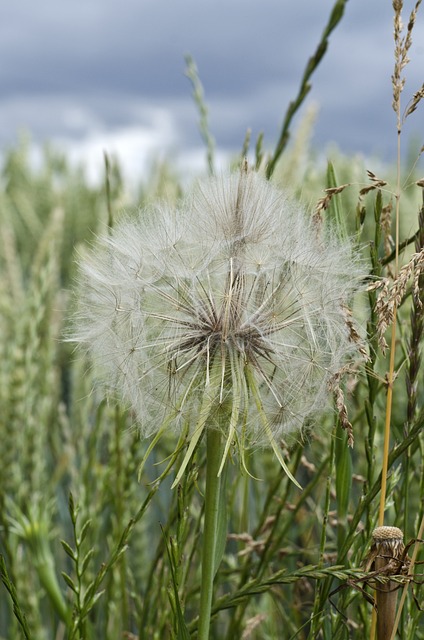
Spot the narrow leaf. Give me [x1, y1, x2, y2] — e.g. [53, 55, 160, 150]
[161, 527, 191, 639]
[0, 555, 33, 640]
[77, 519, 92, 546]
[61, 572, 78, 594]
[326, 162, 348, 238]
[60, 540, 76, 561]
[80, 549, 94, 575]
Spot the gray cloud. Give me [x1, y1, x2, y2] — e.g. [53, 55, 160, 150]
[0, 0, 423, 175]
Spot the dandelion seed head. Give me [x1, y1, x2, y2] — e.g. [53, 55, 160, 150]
[70, 168, 364, 467]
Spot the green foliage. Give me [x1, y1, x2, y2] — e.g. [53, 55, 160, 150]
[266, 0, 349, 179]
[1, 3, 424, 630]
[185, 55, 215, 177]
[0, 555, 33, 640]
[0, 128, 423, 640]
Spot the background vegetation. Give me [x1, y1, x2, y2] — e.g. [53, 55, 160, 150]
[1, 1, 423, 638]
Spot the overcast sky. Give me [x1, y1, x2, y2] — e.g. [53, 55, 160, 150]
[1, 1, 423, 181]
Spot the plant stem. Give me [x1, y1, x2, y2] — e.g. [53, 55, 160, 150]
[371, 26, 403, 640]
[185, 54, 215, 177]
[389, 513, 424, 640]
[37, 560, 69, 624]
[309, 428, 335, 638]
[198, 427, 223, 640]
[266, 0, 347, 178]
[375, 555, 399, 640]
[378, 308, 398, 526]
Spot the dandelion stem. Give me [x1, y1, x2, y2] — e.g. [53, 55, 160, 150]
[198, 427, 223, 640]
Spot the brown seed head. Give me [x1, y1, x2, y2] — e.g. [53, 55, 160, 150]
[372, 526, 404, 542]
[369, 526, 406, 575]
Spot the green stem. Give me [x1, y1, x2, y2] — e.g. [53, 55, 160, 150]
[37, 560, 69, 624]
[198, 428, 223, 640]
[266, 0, 348, 178]
[309, 428, 335, 638]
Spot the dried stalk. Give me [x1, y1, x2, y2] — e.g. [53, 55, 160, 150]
[365, 527, 408, 639]
[389, 514, 424, 639]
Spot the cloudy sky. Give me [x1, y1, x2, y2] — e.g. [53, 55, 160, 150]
[1, 1, 423, 180]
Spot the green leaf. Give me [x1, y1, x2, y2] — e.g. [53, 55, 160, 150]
[0, 555, 34, 640]
[162, 527, 190, 639]
[68, 493, 77, 526]
[374, 187, 383, 224]
[326, 162, 348, 239]
[81, 580, 96, 607]
[89, 589, 105, 609]
[77, 519, 92, 546]
[80, 549, 94, 575]
[60, 540, 76, 560]
[61, 571, 78, 594]
[335, 425, 352, 548]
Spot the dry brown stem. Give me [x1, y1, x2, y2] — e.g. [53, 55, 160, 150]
[364, 526, 409, 640]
